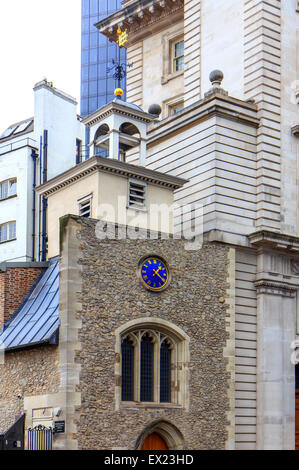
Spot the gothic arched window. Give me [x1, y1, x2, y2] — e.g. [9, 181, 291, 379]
[119, 323, 188, 406]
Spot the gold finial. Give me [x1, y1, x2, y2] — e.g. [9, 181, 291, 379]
[114, 88, 124, 98]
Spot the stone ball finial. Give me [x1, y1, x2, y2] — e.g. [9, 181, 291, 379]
[148, 103, 162, 117]
[209, 70, 224, 87]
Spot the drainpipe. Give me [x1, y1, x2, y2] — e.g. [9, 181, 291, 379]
[38, 135, 42, 261]
[31, 149, 38, 262]
[85, 125, 90, 160]
[41, 130, 48, 261]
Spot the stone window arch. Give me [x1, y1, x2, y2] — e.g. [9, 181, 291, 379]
[115, 318, 189, 410]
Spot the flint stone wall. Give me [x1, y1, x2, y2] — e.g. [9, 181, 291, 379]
[74, 218, 232, 450]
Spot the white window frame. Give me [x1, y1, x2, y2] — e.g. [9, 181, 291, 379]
[0, 178, 17, 201]
[162, 94, 184, 118]
[172, 39, 184, 73]
[0, 221, 16, 243]
[78, 193, 93, 218]
[161, 27, 184, 85]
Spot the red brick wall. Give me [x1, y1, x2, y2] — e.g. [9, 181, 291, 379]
[0, 268, 42, 326]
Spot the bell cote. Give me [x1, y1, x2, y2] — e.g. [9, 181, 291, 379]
[82, 95, 156, 165]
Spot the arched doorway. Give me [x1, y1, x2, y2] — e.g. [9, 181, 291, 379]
[136, 420, 185, 450]
[141, 432, 168, 450]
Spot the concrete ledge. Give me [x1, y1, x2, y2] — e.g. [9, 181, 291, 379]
[0, 261, 49, 272]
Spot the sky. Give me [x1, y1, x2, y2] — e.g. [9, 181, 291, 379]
[0, 0, 82, 133]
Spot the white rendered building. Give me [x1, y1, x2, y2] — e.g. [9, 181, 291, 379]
[0, 79, 86, 263]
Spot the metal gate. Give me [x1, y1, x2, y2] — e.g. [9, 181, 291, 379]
[0, 414, 25, 450]
[27, 425, 53, 450]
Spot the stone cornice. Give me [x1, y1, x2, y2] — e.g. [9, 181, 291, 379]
[248, 230, 299, 252]
[82, 100, 155, 127]
[147, 91, 259, 145]
[36, 156, 187, 197]
[95, 0, 184, 45]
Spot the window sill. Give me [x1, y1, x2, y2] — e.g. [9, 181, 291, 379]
[120, 401, 182, 409]
[127, 205, 147, 213]
[0, 238, 16, 245]
[0, 194, 17, 202]
[161, 69, 184, 85]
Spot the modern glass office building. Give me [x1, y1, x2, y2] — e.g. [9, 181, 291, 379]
[81, 0, 126, 118]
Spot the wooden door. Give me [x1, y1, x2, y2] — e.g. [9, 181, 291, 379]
[141, 433, 168, 450]
[296, 390, 299, 450]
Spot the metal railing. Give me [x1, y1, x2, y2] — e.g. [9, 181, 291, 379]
[0, 137, 38, 155]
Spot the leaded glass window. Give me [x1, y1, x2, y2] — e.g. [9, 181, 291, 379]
[121, 337, 134, 401]
[160, 340, 171, 403]
[140, 334, 154, 402]
[121, 328, 178, 405]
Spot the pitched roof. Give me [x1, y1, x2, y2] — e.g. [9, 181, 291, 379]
[0, 118, 34, 143]
[0, 258, 59, 351]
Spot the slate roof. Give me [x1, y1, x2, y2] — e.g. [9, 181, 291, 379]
[0, 258, 59, 351]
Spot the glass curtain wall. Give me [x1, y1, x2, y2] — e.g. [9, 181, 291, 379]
[81, 0, 126, 117]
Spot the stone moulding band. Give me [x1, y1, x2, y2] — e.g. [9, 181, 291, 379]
[255, 280, 297, 298]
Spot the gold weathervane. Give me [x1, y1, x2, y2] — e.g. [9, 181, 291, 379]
[117, 27, 128, 47]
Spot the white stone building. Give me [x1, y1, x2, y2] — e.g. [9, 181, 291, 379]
[96, 0, 299, 450]
[0, 79, 86, 263]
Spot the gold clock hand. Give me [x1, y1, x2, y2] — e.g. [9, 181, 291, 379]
[153, 267, 165, 282]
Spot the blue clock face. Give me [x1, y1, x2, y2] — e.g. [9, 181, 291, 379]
[140, 257, 169, 291]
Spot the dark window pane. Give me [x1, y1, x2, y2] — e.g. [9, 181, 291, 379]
[82, 17, 89, 33]
[82, 0, 89, 17]
[140, 334, 154, 402]
[98, 79, 106, 94]
[81, 66, 89, 81]
[98, 94, 107, 108]
[89, 80, 98, 96]
[81, 98, 88, 115]
[108, 44, 117, 61]
[121, 338, 134, 401]
[90, 48, 98, 63]
[160, 341, 171, 403]
[89, 97, 98, 113]
[82, 33, 89, 49]
[90, 0, 99, 15]
[89, 64, 98, 80]
[90, 32, 98, 48]
[81, 81, 89, 96]
[81, 50, 89, 65]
